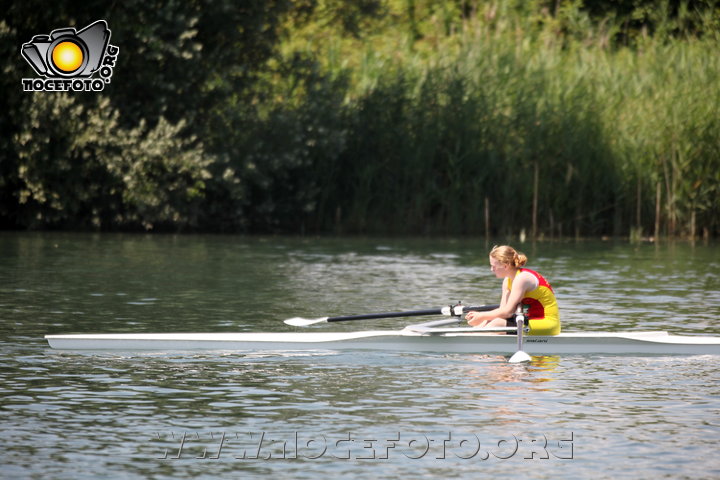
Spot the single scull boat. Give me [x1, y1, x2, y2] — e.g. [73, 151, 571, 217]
[45, 317, 720, 356]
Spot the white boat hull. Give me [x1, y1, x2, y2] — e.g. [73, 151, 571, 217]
[45, 329, 720, 355]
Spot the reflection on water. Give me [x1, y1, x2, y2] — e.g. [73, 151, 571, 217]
[2, 233, 720, 479]
[454, 354, 560, 388]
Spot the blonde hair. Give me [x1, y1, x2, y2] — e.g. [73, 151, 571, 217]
[490, 245, 528, 268]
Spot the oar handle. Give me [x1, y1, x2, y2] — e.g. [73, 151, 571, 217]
[325, 304, 500, 323]
[462, 304, 499, 313]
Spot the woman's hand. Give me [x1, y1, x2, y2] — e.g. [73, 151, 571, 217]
[466, 311, 492, 327]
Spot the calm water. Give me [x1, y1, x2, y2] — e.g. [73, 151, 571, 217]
[1, 232, 719, 479]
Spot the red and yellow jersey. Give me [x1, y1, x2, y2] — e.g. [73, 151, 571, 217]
[508, 268, 560, 335]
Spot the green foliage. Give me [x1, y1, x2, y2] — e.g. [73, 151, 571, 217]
[1, 0, 719, 237]
[1, 0, 297, 231]
[12, 94, 210, 230]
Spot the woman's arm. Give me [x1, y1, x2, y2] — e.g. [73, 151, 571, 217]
[466, 273, 537, 325]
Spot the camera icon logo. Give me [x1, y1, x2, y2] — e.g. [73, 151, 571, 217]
[21, 20, 119, 92]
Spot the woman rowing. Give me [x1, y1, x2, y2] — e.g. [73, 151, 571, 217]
[465, 245, 560, 335]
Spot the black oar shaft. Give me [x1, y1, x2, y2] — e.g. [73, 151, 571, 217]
[325, 304, 499, 323]
[326, 309, 442, 323]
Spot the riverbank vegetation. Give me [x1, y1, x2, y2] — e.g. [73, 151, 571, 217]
[2, 1, 718, 238]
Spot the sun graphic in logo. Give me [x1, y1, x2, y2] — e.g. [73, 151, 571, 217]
[51, 41, 84, 73]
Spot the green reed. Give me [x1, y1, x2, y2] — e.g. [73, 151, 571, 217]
[294, 3, 720, 238]
[7, 1, 716, 236]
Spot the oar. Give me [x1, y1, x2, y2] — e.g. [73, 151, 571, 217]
[284, 304, 499, 327]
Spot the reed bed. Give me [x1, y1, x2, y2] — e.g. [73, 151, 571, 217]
[6, 2, 717, 237]
[279, 4, 720, 238]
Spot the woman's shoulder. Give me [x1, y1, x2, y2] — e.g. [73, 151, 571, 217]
[516, 269, 540, 288]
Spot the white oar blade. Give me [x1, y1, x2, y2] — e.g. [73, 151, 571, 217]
[508, 350, 532, 363]
[283, 317, 328, 327]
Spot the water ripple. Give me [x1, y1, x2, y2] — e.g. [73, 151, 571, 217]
[2, 235, 720, 478]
